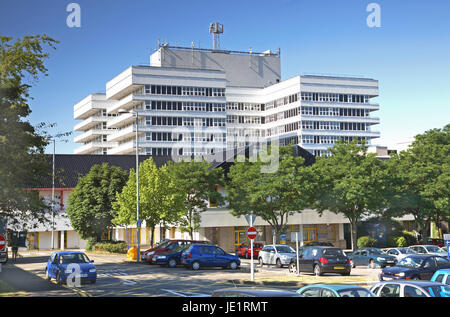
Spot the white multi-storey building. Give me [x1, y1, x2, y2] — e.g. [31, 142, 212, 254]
[74, 44, 379, 157]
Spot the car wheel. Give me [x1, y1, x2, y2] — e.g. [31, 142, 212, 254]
[45, 268, 51, 281]
[229, 261, 238, 270]
[341, 271, 350, 276]
[258, 257, 264, 267]
[191, 261, 200, 271]
[288, 262, 297, 274]
[276, 259, 283, 268]
[168, 259, 177, 268]
[314, 264, 323, 276]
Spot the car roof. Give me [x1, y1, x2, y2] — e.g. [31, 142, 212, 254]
[301, 284, 368, 291]
[434, 269, 450, 273]
[213, 288, 301, 297]
[374, 280, 446, 287]
[53, 251, 85, 255]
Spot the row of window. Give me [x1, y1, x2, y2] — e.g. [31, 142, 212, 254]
[144, 116, 226, 127]
[144, 147, 220, 156]
[144, 100, 226, 112]
[143, 85, 225, 97]
[302, 121, 369, 131]
[302, 135, 368, 144]
[265, 93, 299, 111]
[301, 106, 371, 117]
[301, 92, 370, 104]
[226, 115, 262, 125]
[145, 132, 227, 143]
[226, 102, 264, 112]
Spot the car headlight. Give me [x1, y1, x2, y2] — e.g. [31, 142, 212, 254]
[377, 257, 386, 261]
[395, 272, 405, 277]
[89, 268, 96, 273]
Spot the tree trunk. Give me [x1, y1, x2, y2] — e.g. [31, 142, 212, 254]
[150, 225, 155, 247]
[350, 218, 358, 251]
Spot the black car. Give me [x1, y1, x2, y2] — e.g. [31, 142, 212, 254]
[303, 241, 334, 247]
[289, 246, 351, 276]
[153, 242, 209, 267]
[380, 255, 450, 281]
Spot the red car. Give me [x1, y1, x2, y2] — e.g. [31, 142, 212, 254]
[414, 238, 445, 248]
[235, 242, 264, 259]
[141, 239, 208, 263]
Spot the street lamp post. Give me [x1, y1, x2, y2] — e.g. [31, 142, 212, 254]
[118, 109, 141, 263]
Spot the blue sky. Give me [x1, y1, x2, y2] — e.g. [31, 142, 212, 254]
[1, 0, 449, 153]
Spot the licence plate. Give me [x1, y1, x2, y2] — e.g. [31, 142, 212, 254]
[75, 274, 88, 278]
[334, 266, 345, 270]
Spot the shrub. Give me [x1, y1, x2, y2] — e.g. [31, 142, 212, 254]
[88, 240, 128, 254]
[392, 236, 408, 247]
[401, 230, 417, 246]
[357, 236, 377, 248]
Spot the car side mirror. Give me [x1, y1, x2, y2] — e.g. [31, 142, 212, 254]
[90, 260, 94, 263]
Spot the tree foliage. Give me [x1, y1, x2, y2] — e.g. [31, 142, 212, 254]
[311, 139, 389, 250]
[167, 159, 224, 239]
[227, 145, 313, 242]
[113, 158, 183, 246]
[0, 35, 58, 227]
[66, 163, 128, 242]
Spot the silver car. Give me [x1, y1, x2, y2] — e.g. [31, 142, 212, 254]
[370, 280, 450, 297]
[258, 244, 297, 268]
[385, 247, 417, 261]
[409, 245, 447, 256]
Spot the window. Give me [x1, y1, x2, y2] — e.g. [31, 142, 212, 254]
[404, 286, 428, 297]
[435, 257, 450, 267]
[321, 289, 336, 297]
[379, 284, 400, 297]
[300, 288, 321, 297]
[434, 274, 445, 283]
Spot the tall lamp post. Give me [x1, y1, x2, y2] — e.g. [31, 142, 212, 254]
[118, 109, 141, 262]
[46, 132, 72, 250]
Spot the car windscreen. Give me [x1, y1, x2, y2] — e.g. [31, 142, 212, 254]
[368, 249, 387, 255]
[399, 248, 416, 254]
[275, 246, 295, 253]
[425, 246, 442, 253]
[61, 253, 90, 264]
[322, 248, 346, 257]
[337, 289, 375, 297]
[397, 257, 425, 268]
[424, 285, 450, 297]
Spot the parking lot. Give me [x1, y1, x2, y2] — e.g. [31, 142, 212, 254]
[0, 250, 381, 297]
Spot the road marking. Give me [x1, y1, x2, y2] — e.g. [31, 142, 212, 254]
[162, 289, 210, 297]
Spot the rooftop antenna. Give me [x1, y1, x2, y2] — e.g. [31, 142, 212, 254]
[209, 22, 224, 50]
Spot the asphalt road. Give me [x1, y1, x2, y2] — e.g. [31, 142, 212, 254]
[0, 251, 380, 297]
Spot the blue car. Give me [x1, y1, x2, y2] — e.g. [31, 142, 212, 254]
[431, 269, 450, 285]
[45, 251, 97, 285]
[180, 244, 240, 270]
[379, 254, 450, 281]
[349, 248, 397, 269]
[297, 284, 376, 297]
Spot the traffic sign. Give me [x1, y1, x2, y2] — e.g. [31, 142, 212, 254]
[246, 227, 258, 240]
[245, 214, 256, 226]
[0, 235, 5, 251]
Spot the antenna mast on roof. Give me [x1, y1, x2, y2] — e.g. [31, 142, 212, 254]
[209, 22, 223, 50]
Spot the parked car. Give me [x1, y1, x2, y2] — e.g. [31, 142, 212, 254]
[153, 243, 205, 268]
[180, 244, 240, 270]
[431, 269, 450, 285]
[258, 245, 297, 268]
[141, 239, 208, 263]
[379, 254, 450, 281]
[348, 248, 397, 269]
[370, 280, 450, 297]
[212, 288, 302, 297]
[415, 238, 445, 248]
[297, 284, 376, 297]
[289, 246, 351, 276]
[235, 242, 264, 259]
[408, 245, 447, 256]
[303, 241, 334, 247]
[45, 251, 97, 285]
[385, 247, 417, 262]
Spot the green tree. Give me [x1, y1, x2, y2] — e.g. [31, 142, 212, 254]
[311, 140, 389, 251]
[113, 158, 182, 246]
[66, 163, 128, 242]
[387, 124, 450, 240]
[167, 159, 224, 240]
[0, 35, 58, 227]
[227, 145, 313, 243]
